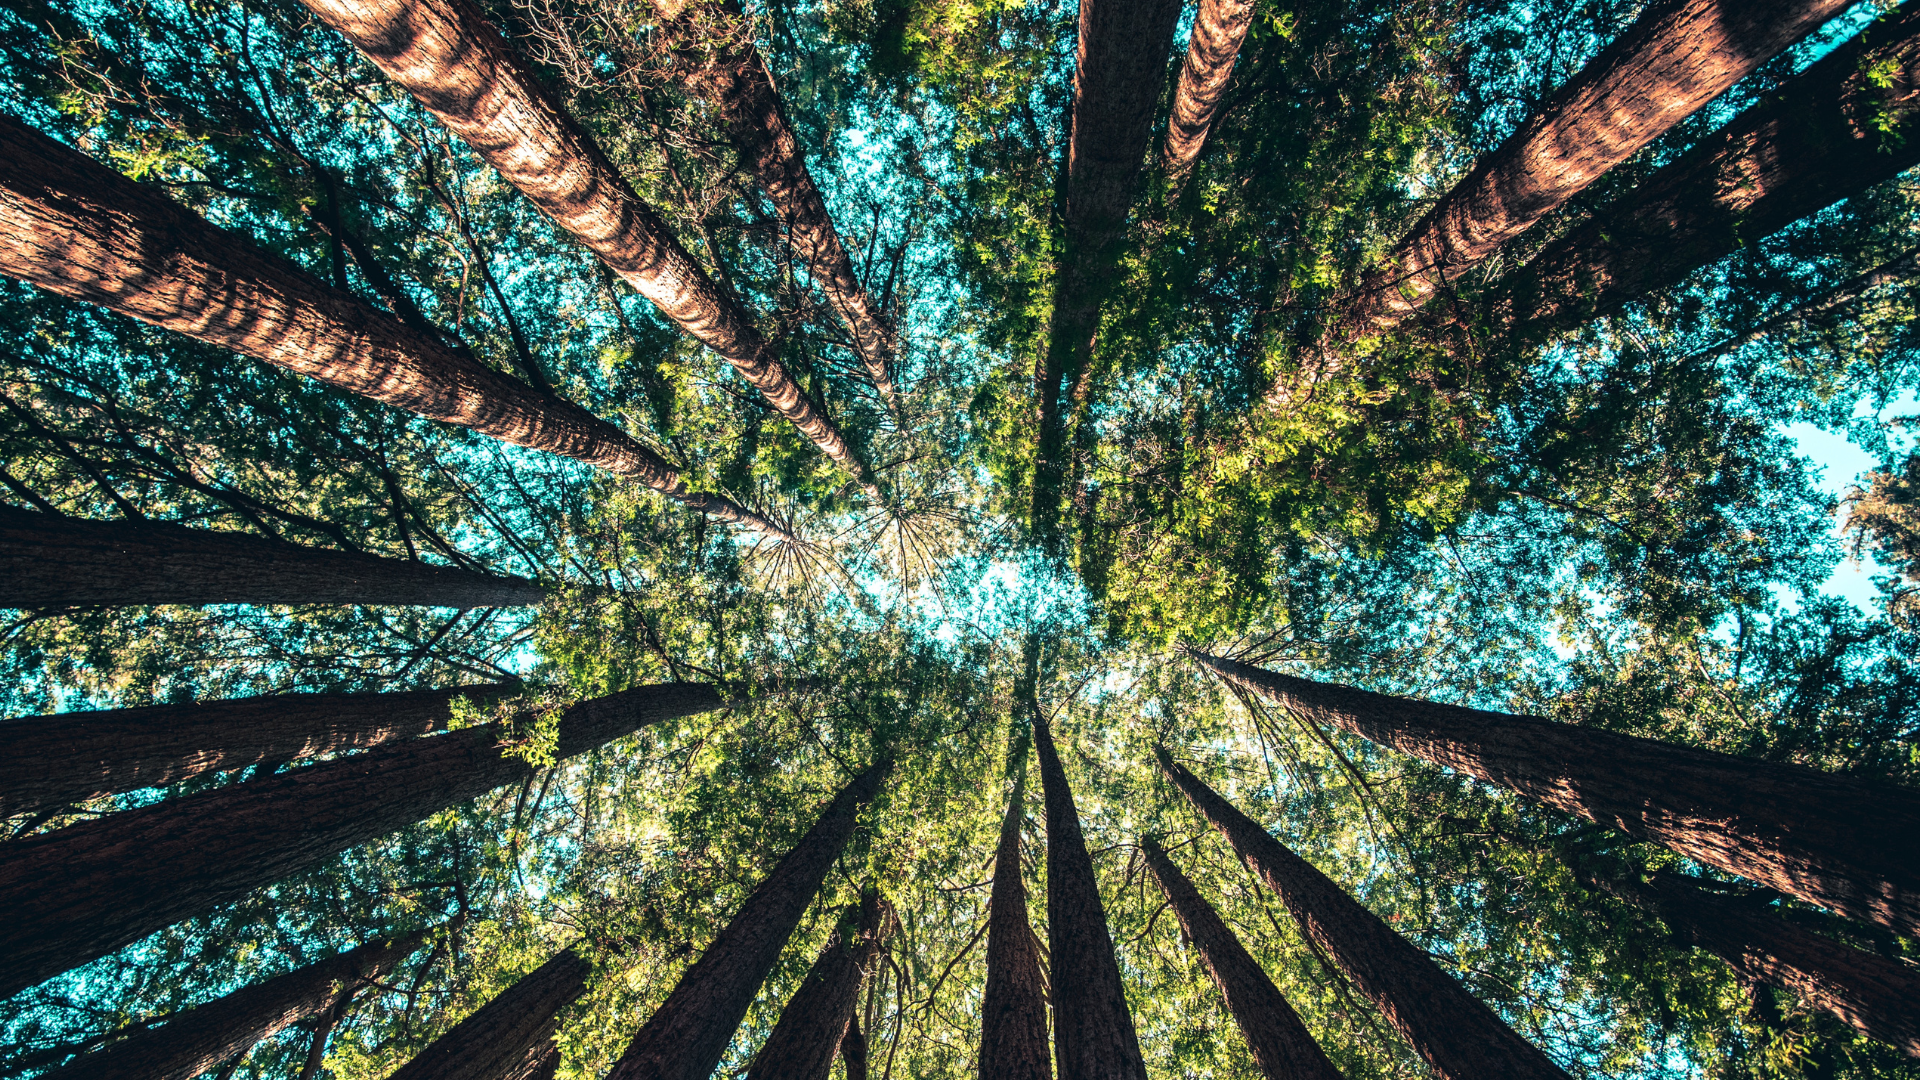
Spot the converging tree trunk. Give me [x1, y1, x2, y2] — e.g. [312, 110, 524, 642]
[1161, 0, 1255, 183]
[1139, 837, 1344, 1080]
[0, 682, 723, 999]
[1035, 711, 1148, 1080]
[40, 932, 423, 1080]
[386, 944, 594, 1080]
[1156, 748, 1573, 1080]
[1348, 0, 1850, 331]
[1187, 647, 1920, 938]
[0, 683, 511, 818]
[979, 746, 1051, 1080]
[290, 0, 879, 498]
[605, 760, 891, 1080]
[746, 889, 888, 1080]
[0, 117, 783, 536]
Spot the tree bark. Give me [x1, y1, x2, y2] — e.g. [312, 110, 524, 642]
[1161, 0, 1255, 183]
[1155, 748, 1572, 1080]
[40, 932, 422, 1080]
[1139, 837, 1344, 1080]
[290, 0, 879, 497]
[839, 1019, 868, 1080]
[605, 760, 890, 1080]
[1349, 0, 1851, 331]
[746, 889, 888, 1080]
[1035, 711, 1147, 1080]
[979, 763, 1051, 1080]
[0, 683, 514, 819]
[0, 116, 784, 536]
[1186, 647, 1920, 938]
[385, 944, 594, 1080]
[0, 682, 723, 999]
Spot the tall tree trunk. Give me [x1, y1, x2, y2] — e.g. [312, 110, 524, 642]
[0, 683, 512, 818]
[1155, 749, 1572, 1080]
[1139, 837, 1344, 1080]
[978, 750, 1050, 1080]
[1160, 0, 1255, 184]
[1187, 647, 1920, 938]
[0, 116, 784, 537]
[606, 760, 891, 1080]
[0, 506, 545, 611]
[746, 889, 888, 1080]
[290, 0, 879, 498]
[1035, 711, 1147, 1080]
[1489, 0, 1920, 342]
[386, 944, 594, 1080]
[40, 932, 422, 1080]
[839, 1019, 869, 1080]
[1348, 0, 1851, 332]
[1030, 0, 1182, 542]
[0, 682, 723, 999]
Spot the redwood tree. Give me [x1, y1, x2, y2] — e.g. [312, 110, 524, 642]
[386, 944, 594, 1080]
[745, 889, 887, 1080]
[1161, 0, 1256, 183]
[978, 757, 1051, 1080]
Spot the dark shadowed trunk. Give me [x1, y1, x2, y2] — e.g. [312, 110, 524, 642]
[386, 944, 594, 1080]
[1139, 838, 1344, 1080]
[1156, 748, 1572, 1080]
[1161, 0, 1255, 183]
[0, 683, 723, 999]
[41, 933, 421, 1080]
[0, 117, 783, 536]
[606, 760, 890, 1080]
[978, 751, 1051, 1080]
[746, 889, 888, 1080]
[1187, 647, 1920, 937]
[840, 1020, 868, 1080]
[0, 683, 513, 818]
[1349, 0, 1851, 330]
[1035, 711, 1147, 1080]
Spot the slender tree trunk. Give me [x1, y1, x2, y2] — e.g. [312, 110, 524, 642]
[978, 756, 1051, 1080]
[1187, 647, 1920, 938]
[1490, 1, 1920, 342]
[0, 683, 722, 999]
[840, 1019, 868, 1080]
[606, 760, 891, 1080]
[296, 989, 355, 1080]
[1155, 748, 1572, 1080]
[0, 683, 514, 818]
[746, 889, 888, 1080]
[1139, 838, 1344, 1080]
[386, 944, 594, 1080]
[290, 0, 878, 497]
[1161, 0, 1255, 183]
[40, 932, 422, 1080]
[1035, 711, 1147, 1080]
[0, 116, 783, 536]
[1348, 0, 1851, 331]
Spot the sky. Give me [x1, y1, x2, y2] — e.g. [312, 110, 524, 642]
[1788, 399, 1911, 613]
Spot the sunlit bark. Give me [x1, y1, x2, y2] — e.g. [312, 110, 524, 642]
[1161, 0, 1255, 183]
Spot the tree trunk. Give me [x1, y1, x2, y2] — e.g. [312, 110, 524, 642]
[840, 1019, 869, 1080]
[605, 760, 890, 1080]
[1035, 711, 1147, 1080]
[386, 944, 594, 1080]
[1139, 837, 1344, 1080]
[979, 762, 1051, 1080]
[746, 889, 888, 1080]
[1161, 0, 1255, 183]
[1349, 0, 1851, 331]
[0, 683, 514, 818]
[1187, 647, 1920, 938]
[0, 682, 722, 999]
[1491, 0, 1920, 342]
[1155, 749, 1571, 1080]
[290, 0, 879, 497]
[40, 932, 422, 1080]
[0, 117, 784, 537]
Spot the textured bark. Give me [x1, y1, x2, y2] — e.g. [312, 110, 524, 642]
[746, 890, 887, 1080]
[0, 116, 782, 536]
[606, 760, 890, 1080]
[291, 0, 876, 494]
[0, 682, 723, 999]
[840, 1020, 869, 1080]
[979, 761, 1050, 1080]
[1493, 1, 1920, 340]
[1035, 712, 1147, 1080]
[386, 944, 593, 1080]
[0, 683, 512, 818]
[41, 933, 421, 1080]
[1188, 648, 1920, 938]
[1350, 0, 1850, 330]
[1161, 0, 1255, 182]
[1139, 838, 1344, 1080]
[1156, 749, 1571, 1080]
